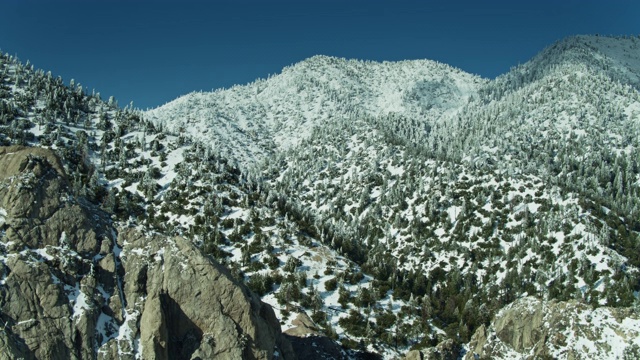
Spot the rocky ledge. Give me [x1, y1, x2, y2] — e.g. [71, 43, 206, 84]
[465, 296, 640, 360]
[0, 146, 295, 359]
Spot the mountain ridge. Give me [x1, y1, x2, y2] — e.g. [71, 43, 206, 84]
[1, 34, 639, 359]
[146, 52, 484, 168]
[483, 34, 640, 103]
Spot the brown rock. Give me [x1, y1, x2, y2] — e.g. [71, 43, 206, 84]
[284, 312, 321, 337]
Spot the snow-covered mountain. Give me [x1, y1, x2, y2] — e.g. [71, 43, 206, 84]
[486, 34, 640, 99]
[146, 55, 484, 167]
[144, 34, 640, 358]
[1, 34, 640, 359]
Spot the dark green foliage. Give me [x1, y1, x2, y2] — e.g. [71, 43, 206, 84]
[324, 277, 338, 291]
[338, 310, 370, 338]
[247, 273, 274, 296]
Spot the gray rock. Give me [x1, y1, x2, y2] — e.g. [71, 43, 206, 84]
[411, 339, 460, 360]
[97, 253, 117, 290]
[121, 228, 292, 359]
[464, 296, 640, 360]
[0, 146, 295, 360]
[140, 294, 169, 359]
[404, 349, 424, 360]
[284, 312, 343, 359]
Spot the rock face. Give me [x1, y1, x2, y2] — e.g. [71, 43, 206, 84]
[114, 228, 294, 360]
[464, 296, 640, 360]
[0, 146, 294, 359]
[404, 339, 459, 360]
[0, 146, 109, 360]
[283, 313, 343, 359]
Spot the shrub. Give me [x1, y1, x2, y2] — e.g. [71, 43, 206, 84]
[324, 277, 338, 291]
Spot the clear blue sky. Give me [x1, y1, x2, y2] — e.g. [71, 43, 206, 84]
[1, 0, 639, 109]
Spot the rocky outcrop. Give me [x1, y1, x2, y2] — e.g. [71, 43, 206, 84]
[0, 146, 109, 360]
[0, 146, 103, 254]
[404, 339, 460, 360]
[404, 350, 424, 360]
[0, 146, 294, 359]
[112, 228, 295, 360]
[283, 313, 343, 359]
[464, 296, 640, 360]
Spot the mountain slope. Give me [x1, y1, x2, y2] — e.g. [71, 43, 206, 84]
[0, 146, 294, 359]
[465, 297, 640, 360]
[146, 56, 484, 167]
[0, 49, 375, 359]
[144, 35, 640, 358]
[483, 34, 640, 101]
[1, 35, 640, 359]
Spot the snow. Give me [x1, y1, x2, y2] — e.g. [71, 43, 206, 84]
[261, 293, 297, 331]
[96, 312, 117, 347]
[96, 285, 110, 300]
[157, 145, 185, 187]
[115, 309, 141, 356]
[386, 163, 404, 177]
[113, 241, 122, 258]
[59, 231, 68, 247]
[31, 123, 46, 138]
[146, 55, 484, 170]
[446, 205, 462, 223]
[154, 248, 164, 263]
[32, 247, 54, 261]
[565, 306, 640, 360]
[71, 285, 91, 321]
[225, 208, 249, 220]
[129, 248, 146, 256]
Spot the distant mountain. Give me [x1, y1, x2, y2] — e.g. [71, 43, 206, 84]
[1, 35, 639, 359]
[146, 55, 484, 167]
[487, 34, 640, 99]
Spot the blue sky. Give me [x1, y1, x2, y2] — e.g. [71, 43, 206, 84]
[1, 0, 639, 109]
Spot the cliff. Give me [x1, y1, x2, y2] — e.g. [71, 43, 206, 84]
[0, 146, 294, 359]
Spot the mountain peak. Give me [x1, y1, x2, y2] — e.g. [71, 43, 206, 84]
[530, 34, 639, 83]
[147, 53, 484, 167]
[3, 34, 640, 359]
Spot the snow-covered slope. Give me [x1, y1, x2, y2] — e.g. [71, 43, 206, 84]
[465, 296, 640, 360]
[143, 35, 640, 358]
[146, 56, 485, 167]
[2, 35, 640, 359]
[485, 35, 640, 101]
[585, 35, 640, 88]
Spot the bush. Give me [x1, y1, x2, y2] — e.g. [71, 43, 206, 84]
[283, 257, 302, 273]
[338, 286, 352, 308]
[311, 311, 327, 326]
[338, 310, 368, 338]
[264, 255, 280, 270]
[246, 273, 273, 296]
[624, 344, 640, 360]
[247, 260, 266, 272]
[324, 277, 338, 291]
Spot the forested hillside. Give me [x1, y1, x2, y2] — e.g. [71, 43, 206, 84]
[1, 35, 640, 359]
